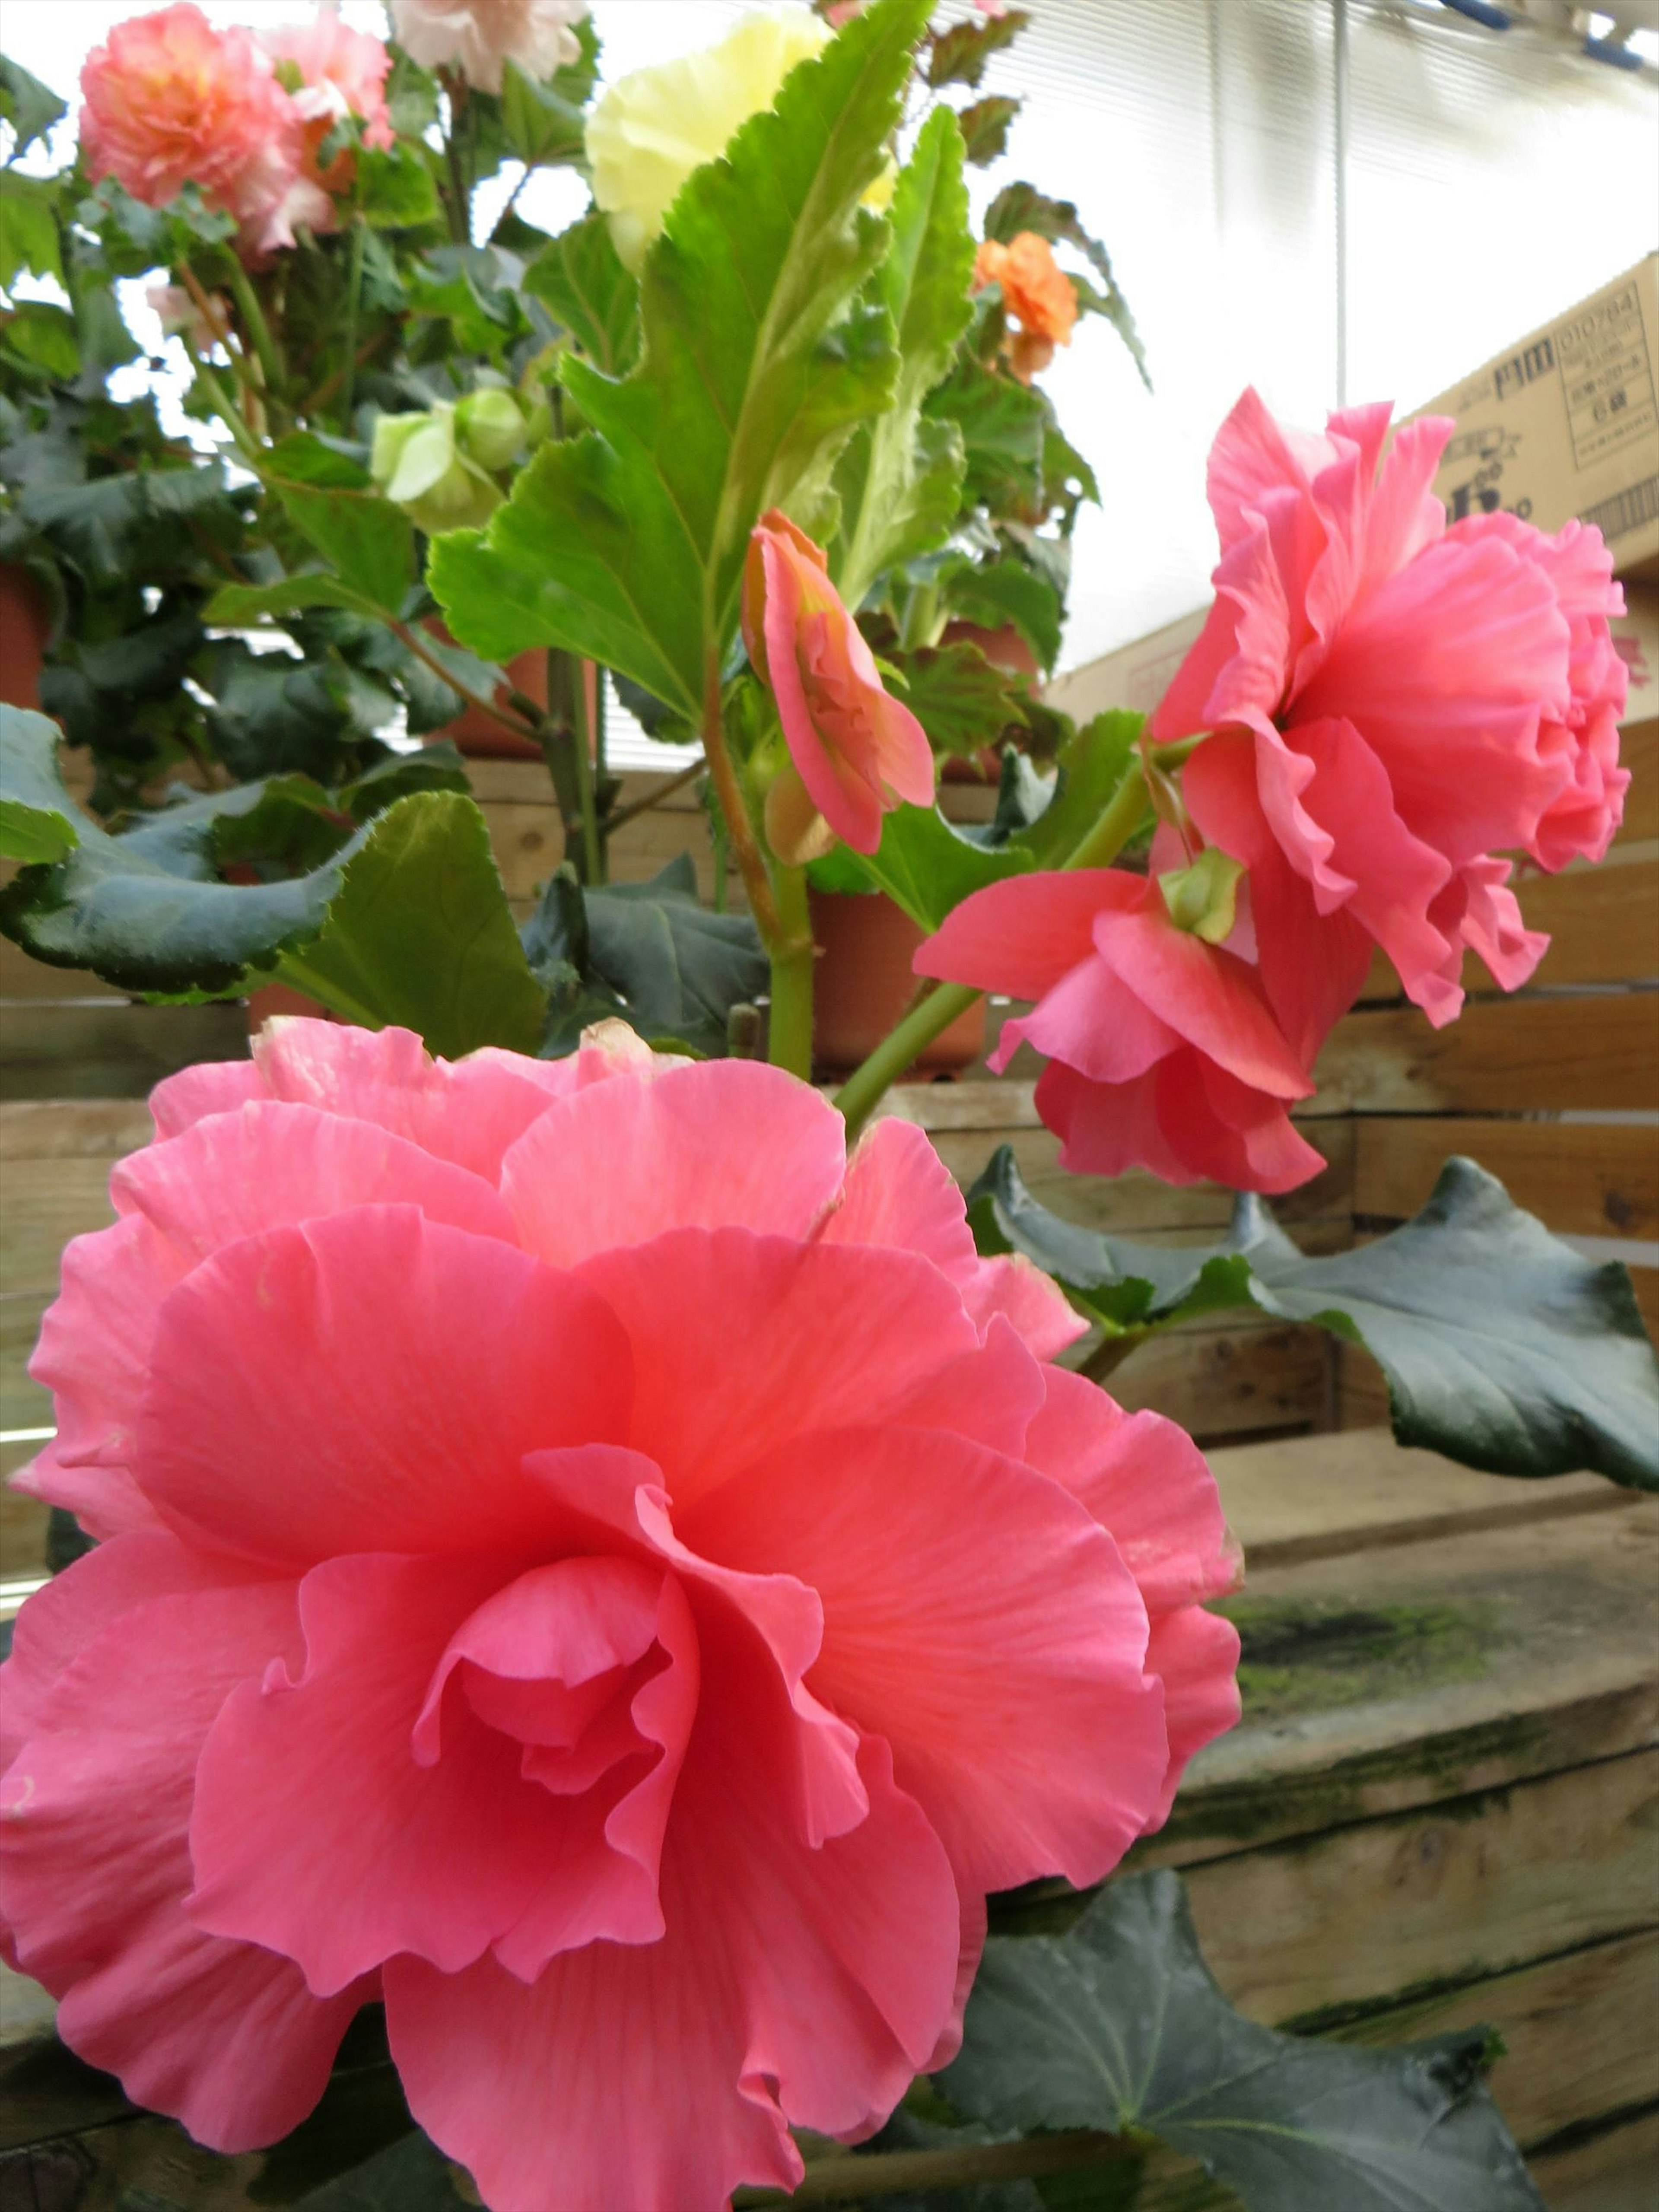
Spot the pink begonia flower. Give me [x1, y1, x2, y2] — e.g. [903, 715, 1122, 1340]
[917, 868, 1325, 1192]
[1151, 389, 1629, 1028]
[744, 509, 935, 859]
[0, 1018, 1239, 2212]
[263, 8, 395, 203]
[388, 0, 589, 94]
[79, 3, 309, 252]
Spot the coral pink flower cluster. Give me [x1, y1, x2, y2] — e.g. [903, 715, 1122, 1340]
[79, 3, 391, 257]
[922, 389, 1629, 1191]
[745, 509, 935, 861]
[0, 1019, 1240, 2212]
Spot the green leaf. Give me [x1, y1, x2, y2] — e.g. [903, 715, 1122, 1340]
[810, 802, 1034, 934]
[936, 552, 1062, 669]
[974, 1147, 1659, 1486]
[889, 641, 1018, 758]
[834, 107, 974, 608]
[984, 179, 1148, 388]
[431, 0, 931, 717]
[0, 56, 67, 162]
[943, 1869, 1543, 2211]
[578, 853, 768, 1056]
[1004, 707, 1144, 866]
[926, 9, 1032, 88]
[956, 94, 1021, 165]
[925, 355, 1047, 515]
[3, 298, 77, 378]
[204, 575, 382, 625]
[264, 434, 414, 617]
[357, 143, 442, 230]
[0, 705, 80, 861]
[525, 214, 641, 378]
[19, 461, 239, 585]
[499, 60, 588, 168]
[275, 794, 545, 1056]
[0, 172, 62, 291]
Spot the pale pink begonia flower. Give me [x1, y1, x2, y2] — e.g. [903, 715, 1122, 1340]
[388, 0, 589, 94]
[745, 509, 935, 860]
[0, 1017, 1239, 2212]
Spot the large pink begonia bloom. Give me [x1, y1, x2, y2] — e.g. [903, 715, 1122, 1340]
[917, 868, 1324, 1193]
[263, 10, 395, 203]
[1151, 388, 1629, 1029]
[745, 509, 935, 858]
[0, 1019, 1239, 2212]
[79, 5, 309, 256]
[388, 0, 590, 94]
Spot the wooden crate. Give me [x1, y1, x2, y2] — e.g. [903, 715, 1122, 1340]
[2, 1431, 1653, 2205]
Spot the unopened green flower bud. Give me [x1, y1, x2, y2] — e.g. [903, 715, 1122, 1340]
[455, 386, 528, 472]
[370, 401, 503, 535]
[1158, 846, 1246, 945]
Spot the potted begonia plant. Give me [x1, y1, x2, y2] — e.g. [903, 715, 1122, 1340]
[0, 5, 1654, 2210]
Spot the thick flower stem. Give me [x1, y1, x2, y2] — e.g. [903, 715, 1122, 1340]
[701, 655, 785, 949]
[767, 864, 815, 1079]
[223, 257, 286, 409]
[833, 758, 1153, 1137]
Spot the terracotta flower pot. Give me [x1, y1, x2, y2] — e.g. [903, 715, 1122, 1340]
[424, 624, 549, 759]
[244, 981, 337, 1035]
[809, 887, 986, 1080]
[0, 563, 51, 710]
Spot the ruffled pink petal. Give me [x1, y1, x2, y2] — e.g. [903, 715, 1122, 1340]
[882, 1314, 1049, 1458]
[679, 1423, 1166, 1894]
[502, 1061, 847, 1267]
[572, 1229, 979, 1513]
[112, 1100, 517, 1254]
[248, 1020, 579, 1182]
[1153, 1052, 1327, 1194]
[822, 1117, 1082, 1357]
[1438, 856, 1550, 995]
[1091, 900, 1313, 1100]
[149, 1056, 266, 1138]
[0, 1578, 364, 2151]
[915, 870, 1137, 1001]
[387, 1729, 958, 2212]
[1205, 386, 1335, 550]
[190, 1550, 691, 1993]
[137, 1208, 633, 1565]
[1144, 1603, 1243, 1827]
[1037, 1058, 1192, 1185]
[19, 1214, 188, 1538]
[1354, 416, 1450, 595]
[1023, 1369, 1240, 1613]
[1016, 944, 1183, 1081]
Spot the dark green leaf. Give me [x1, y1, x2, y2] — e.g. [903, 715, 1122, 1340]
[500, 61, 588, 167]
[0, 704, 80, 861]
[973, 1146, 1659, 1486]
[578, 853, 767, 1056]
[19, 461, 239, 585]
[3, 298, 77, 378]
[196, 639, 358, 783]
[264, 433, 414, 616]
[432, 0, 930, 716]
[524, 214, 641, 377]
[944, 1869, 1543, 2211]
[956, 94, 1022, 165]
[810, 801, 1033, 933]
[968, 1145, 1257, 1331]
[937, 552, 1062, 669]
[204, 574, 382, 625]
[0, 172, 63, 290]
[357, 143, 442, 230]
[274, 793, 546, 1055]
[0, 56, 68, 161]
[984, 179, 1147, 387]
[834, 106, 974, 607]
[1004, 708, 1143, 867]
[926, 10, 1031, 87]
[295, 2129, 473, 2211]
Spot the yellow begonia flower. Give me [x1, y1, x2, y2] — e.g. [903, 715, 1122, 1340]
[587, 6, 893, 273]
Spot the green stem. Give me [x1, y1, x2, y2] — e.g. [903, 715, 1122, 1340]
[223, 257, 286, 408]
[569, 658, 604, 885]
[338, 215, 366, 431]
[701, 654, 785, 949]
[605, 755, 704, 833]
[184, 346, 262, 464]
[767, 865, 815, 1079]
[831, 758, 1151, 1139]
[441, 73, 472, 245]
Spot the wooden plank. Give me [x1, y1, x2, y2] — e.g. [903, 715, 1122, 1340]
[0, 1157, 118, 1299]
[0, 1001, 248, 1102]
[0, 937, 122, 1002]
[1618, 715, 1658, 843]
[1106, 1322, 1332, 1442]
[1139, 1502, 1659, 1870]
[1531, 2107, 1659, 2212]
[1177, 1745, 1659, 2025]
[1354, 1115, 1659, 1237]
[1210, 1427, 1635, 1570]
[1311, 991, 1659, 1116]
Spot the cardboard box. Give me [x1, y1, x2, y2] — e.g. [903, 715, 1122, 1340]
[1044, 604, 1208, 725]
[1417, 256, 1659, 582]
